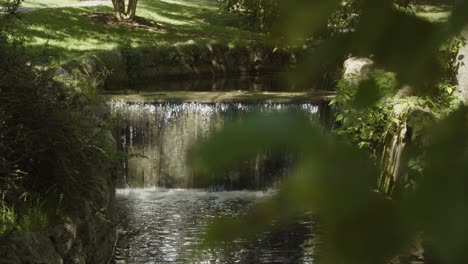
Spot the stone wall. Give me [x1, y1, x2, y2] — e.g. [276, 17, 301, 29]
[54, 43, 316, 90]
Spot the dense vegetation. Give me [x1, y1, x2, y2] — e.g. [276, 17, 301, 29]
[220, 0, 456, 33]
[0, 5, 115, 235]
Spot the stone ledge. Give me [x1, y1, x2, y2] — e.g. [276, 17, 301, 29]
[105, 91, 335, 103]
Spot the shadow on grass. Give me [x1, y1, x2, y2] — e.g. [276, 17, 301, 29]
[412, 3, 452, 23]
[16, 0, 265, 62]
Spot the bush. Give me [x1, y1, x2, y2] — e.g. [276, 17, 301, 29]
[0, 16, 115, 234]
[222, 0, 279, 31]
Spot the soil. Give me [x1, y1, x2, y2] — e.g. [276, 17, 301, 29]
[80, 12, 177, 32]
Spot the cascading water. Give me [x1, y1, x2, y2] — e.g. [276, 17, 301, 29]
[110, 101, 328, 190]
[110, 98, 329, 263]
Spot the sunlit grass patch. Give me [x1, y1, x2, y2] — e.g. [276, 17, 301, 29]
[16, 0, 265, 64]
[0, 201, 52, 236]
[412, 4, 451, 23]
[23, 0, 80, 8]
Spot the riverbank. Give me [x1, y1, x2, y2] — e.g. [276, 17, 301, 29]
[55, 43, 310, 89]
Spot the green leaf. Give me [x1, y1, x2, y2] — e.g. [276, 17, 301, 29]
[336, 114, 344, 121]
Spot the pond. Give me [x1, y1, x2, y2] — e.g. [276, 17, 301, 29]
[113, 189, 318, 264]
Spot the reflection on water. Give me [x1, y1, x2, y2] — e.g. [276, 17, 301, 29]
[131, 74, 297, 92]
[113, 189, 317, 264]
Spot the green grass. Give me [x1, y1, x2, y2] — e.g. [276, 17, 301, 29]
[16, 0, 266, 64]
[412, 4, 452, 23]
[0, 201, 52, 236]
[23, 0, 80, 8]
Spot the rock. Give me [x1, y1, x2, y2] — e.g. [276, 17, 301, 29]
[0, 193, 116, 264]
[343, 57, 374, 80]
[457, 27, 468, 104]
[3, 232, 63, 264]
[54, 66, 69, 77]
[65, 239, 86, 264]
[0, 246, 21, 264]
[47, 218, 77, 256]
[104, 129, 117, 151]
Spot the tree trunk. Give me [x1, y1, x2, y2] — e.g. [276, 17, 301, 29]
[111, 0, 138, 21]
[126, 0, 139, 20]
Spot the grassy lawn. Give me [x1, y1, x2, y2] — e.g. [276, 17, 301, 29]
[17, 0, 266, 64]
[15, 1, 454, 65]
[412, 4, 452, 23]
[23, 0, 81, 8]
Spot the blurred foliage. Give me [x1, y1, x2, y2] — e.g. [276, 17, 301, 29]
[331, 34, 464, 196]
[0, 11, 116, 235]
[222, 0, 464, 87]
[222, 0, 279, 31]
[191, 0, 468, 263]
[190, 113, 414, 264]
[0, 0, 23, 15]
[191, 108, 468, 264]
[331, 35, 464, 154]
[220, 0, 437, 35]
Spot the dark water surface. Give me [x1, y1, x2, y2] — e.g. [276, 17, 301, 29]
[130, 74, 302, 92]
[113, 189, 317, 264]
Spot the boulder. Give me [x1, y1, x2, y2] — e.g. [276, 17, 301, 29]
[343, 57, 374, 80]
[0, 232, 63, 264]
[47, 219, 77, 257]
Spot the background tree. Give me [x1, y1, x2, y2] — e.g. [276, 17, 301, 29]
[112, 0, 139, 21]
[0, 0, 23, 14]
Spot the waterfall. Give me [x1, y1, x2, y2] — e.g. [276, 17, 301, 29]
[110, 101, 328, 189]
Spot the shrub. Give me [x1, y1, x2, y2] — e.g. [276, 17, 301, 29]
[0, 15, 115, 234]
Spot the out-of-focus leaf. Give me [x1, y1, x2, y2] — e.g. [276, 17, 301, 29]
[188, 112, 322, 176]
[416, 107, 468, 264]
[286, 0, 468, 93]
[190, 113, 416, 264]
[353, 78, 381, 108]
[273, 0, 341, 42]
[353, 9, 443, 89]
[192, 2, 468, 264]
[449, 0, 468, 34]
[319, 192, 414, 264]
[288, 34, 351, 89]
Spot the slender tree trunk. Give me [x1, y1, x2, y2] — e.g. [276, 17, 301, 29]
[126, 0, 139, 20]
[111, 0, 138, 21]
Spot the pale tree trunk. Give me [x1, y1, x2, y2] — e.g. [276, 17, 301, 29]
[112, 0, 139, 20]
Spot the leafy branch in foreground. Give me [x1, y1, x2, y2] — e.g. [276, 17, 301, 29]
[190, 107, 468, 264]
[189, 113, 408, 264]
[189, 0, 468, 263]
